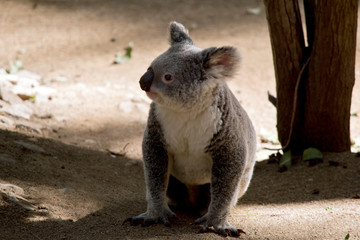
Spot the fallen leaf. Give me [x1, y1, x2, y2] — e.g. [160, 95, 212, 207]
[303, 148, 323, 161]
[113, 42, 133, 64]
[279, 151, 292, 168]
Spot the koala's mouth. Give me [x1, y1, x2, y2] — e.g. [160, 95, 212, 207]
[146, 91, 158, 100]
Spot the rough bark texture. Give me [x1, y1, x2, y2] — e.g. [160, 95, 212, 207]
[264, 0, 358, 152]
[263, 0, 306, 151]
[302, 0, 358, 151]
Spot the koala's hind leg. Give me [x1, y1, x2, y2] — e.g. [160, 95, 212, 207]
[237, 161, 255, 200]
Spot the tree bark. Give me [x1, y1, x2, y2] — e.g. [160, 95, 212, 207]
[264, 0, 306, 151]
[264, 0, 358, 152]
[302, 0, 358, 151]
[264, 0, 305, 151]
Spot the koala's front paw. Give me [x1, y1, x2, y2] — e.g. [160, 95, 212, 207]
[195, 214, 246, 237]
[124, 208, 177, 227]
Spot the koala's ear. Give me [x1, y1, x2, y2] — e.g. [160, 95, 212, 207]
[201, 47, 240, 79]
[169, 21, 193, 45]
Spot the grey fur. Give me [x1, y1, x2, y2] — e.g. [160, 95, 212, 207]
[126, 21, 256, 237]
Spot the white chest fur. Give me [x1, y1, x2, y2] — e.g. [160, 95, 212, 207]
[156, 104, 222, 185]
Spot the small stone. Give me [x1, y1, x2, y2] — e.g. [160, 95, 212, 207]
[0, 115, 15, 128]
[34, 86, 57, 103]
[0, 183, 24, 195]
[14, 140, 45, 153]
[84, 139, 96, 145]
[15, 70, 41, 82]
[0, 73, 19, 84]
[0, 89, 23, 104]
[8, 103, 33, 119]
[246, 7, 262, 15]
[51, 76, 67, 82]
[15, 123, 42, 134]
[59, 188, 75, 194]
[0, 154, 17, 164]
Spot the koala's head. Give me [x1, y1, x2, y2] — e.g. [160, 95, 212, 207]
[139, 21, 240, 110]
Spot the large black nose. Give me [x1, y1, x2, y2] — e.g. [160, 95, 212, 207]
[139, 68, 154, 92]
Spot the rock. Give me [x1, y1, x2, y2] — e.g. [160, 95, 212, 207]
[0, 154, 17, 164]
[59, 188, 75, 194]
[0, 183, 35, 211]
[246, 7, 262, 15]
[0, 101, 33, 120]
[0, 73, 19, 84]
[84, 139, 96, 145]
[15, 122, 42, 134]
[14, 140, 45, 153]
[50, 76, 67, 83]
[0, 69, 55, 104]
[34, 86, 57, 102]
[7, 103, 33, 119]
[0, 183, 24, 195]
[15, 70, 41, 82]
[11, 83, 56, 103]
[0, 115, 15, 128]
[11, 85, 35, 100]
[0, 87, 23, 104]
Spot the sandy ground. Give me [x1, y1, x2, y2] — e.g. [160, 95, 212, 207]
[0, 0, 360, 239]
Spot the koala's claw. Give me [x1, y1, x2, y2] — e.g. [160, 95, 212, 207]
[199, 225, 246, 238]
[195, 215, 245, 237]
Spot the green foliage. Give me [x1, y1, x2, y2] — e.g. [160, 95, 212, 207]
[303, 148, 323, 161]
[325, 206, 333, 211]
[9, 60, 24, 74]
[344, 233, 350, 240]
[279, 150, 292, 168]
[114, 42, 133, 64]
[269, 147, 324, 170]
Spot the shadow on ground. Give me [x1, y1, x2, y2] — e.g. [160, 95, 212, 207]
[1, 129, 360, 239]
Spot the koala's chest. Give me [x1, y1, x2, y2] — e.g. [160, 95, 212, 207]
[156, 105, 222, 185]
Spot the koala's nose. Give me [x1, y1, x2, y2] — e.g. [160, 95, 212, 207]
[139, 68, 154, 92]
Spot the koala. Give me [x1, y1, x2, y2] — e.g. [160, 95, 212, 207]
[125, 22, 256, 237]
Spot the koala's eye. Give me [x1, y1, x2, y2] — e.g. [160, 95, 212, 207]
[163, 73, 173, 83]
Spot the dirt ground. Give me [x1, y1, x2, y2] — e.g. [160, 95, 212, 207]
[1, 0, 360, 239]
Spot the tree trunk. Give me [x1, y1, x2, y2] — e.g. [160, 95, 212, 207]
[264, 0, 306, 152]
[302, 0, 358, 151]
[264, 0, 358, 152]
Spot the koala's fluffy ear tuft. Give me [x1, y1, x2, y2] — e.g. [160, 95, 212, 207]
[201, 47, 241, 79]
[169, 21, 193, 45]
